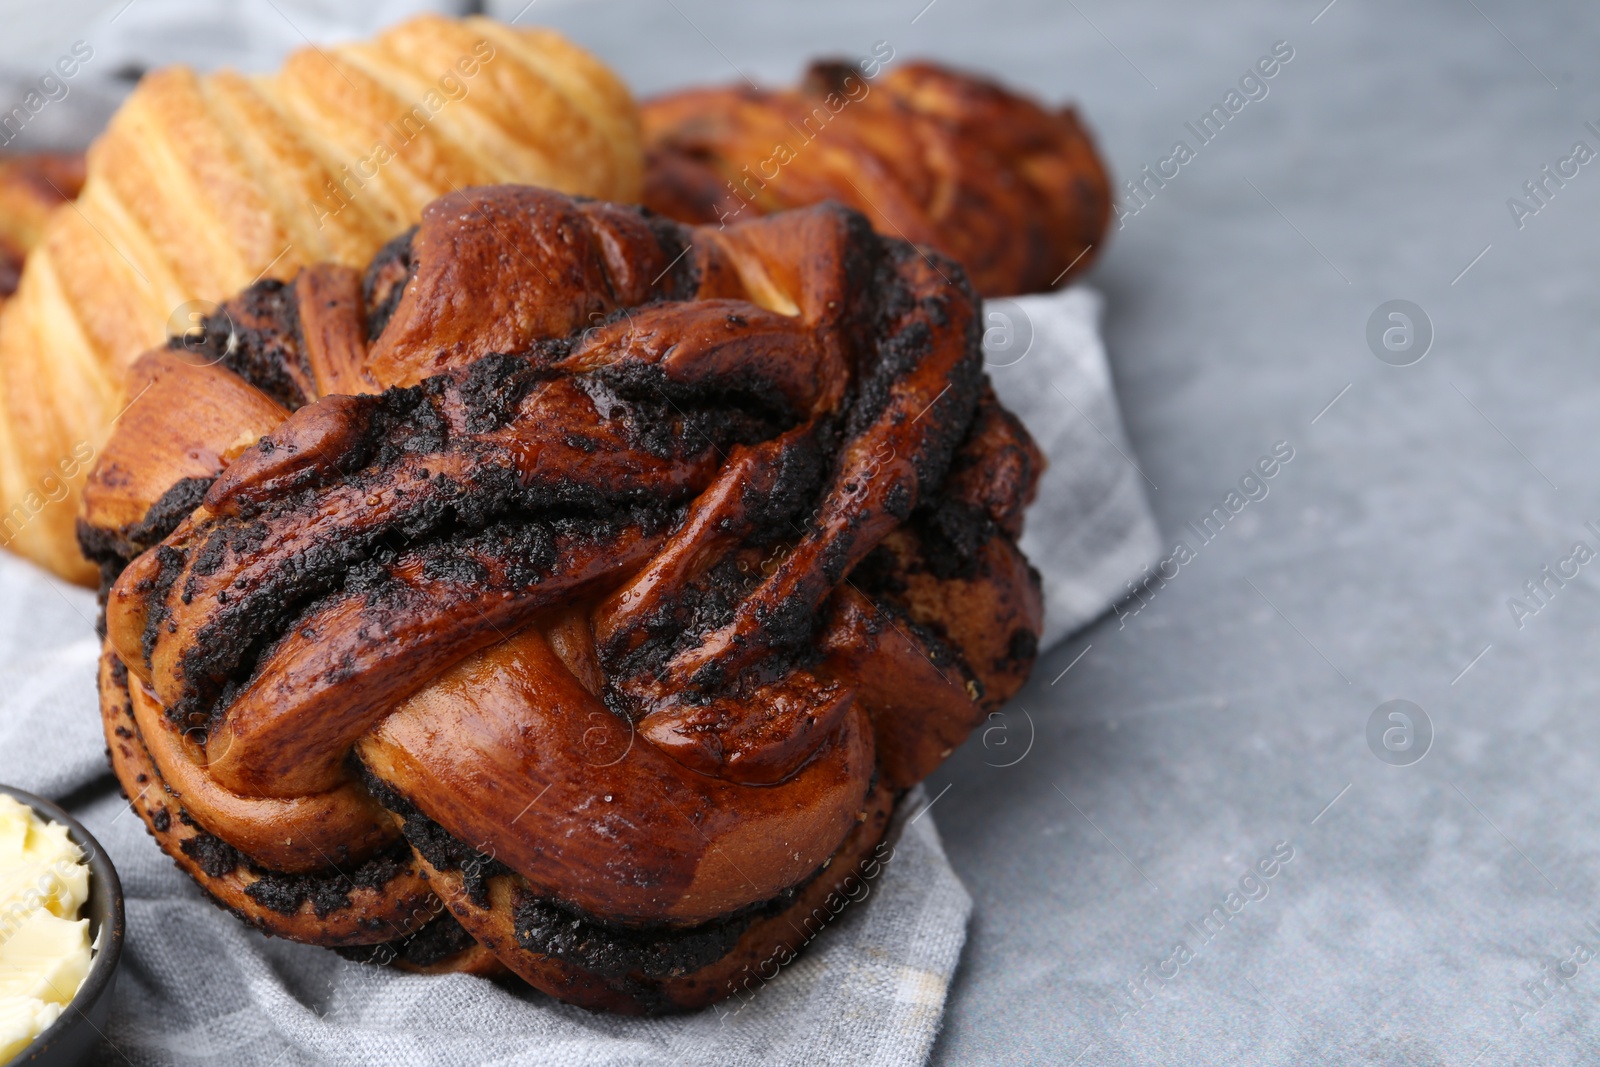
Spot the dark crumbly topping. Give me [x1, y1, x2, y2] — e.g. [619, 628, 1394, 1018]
[174, 810, 414, 918]
[243, 840, 413, 919]
[602, 553, 765, 684]
[178, 828, 244, 879]
[910, 496, 996, 582]
[78, 476, 218, 605]
[174, 278, 311, 412]
[139, 546, 186, 671]
[358, 769, 506, 909]
[137, 477, 217, 545]
[643, 213, 699, 302]
[1005, 627, 1040, 673]
[336, 908, 472, 968]
[362, 227, 417, 341]
[510, 890, 752, 980]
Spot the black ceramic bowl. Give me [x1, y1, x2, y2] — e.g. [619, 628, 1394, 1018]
[0, 786, 124, 1067]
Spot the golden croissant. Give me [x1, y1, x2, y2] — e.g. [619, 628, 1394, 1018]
[641, 59, 1113, 298]
[86, 184, 1044, 1013]
[0, 14, 641, 584]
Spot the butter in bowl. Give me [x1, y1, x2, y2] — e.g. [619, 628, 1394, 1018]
[0, 788, 123, 1066]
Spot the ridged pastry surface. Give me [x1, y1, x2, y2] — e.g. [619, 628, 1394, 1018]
[0, 15, 641, 583]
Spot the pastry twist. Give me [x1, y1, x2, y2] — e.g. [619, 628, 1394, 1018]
[0, 15, 641, 583]
[641, 60, 1112, 298]
[86, 185, 1043, 1013]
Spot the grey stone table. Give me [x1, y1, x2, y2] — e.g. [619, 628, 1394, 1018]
[510, 1, 1600, 1063]
[13, 0, 1599, 1062]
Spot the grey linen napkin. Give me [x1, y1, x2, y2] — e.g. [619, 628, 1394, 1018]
[985, 290, 1164, 651]
[0, 284, 1159, 1067]
[0, 7, 1158, 1062]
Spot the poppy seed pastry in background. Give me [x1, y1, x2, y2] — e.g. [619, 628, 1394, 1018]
[0, 14, 642, 585]
[641, 59, 1113, 299]
[82, 184, 1044, 1013]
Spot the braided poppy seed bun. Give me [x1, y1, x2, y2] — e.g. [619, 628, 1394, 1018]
[84, 185, 1043, 1013]
[641, 59, 1113, 299]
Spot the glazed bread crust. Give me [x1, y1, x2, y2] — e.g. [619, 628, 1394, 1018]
[641, 60, 1112, 299]
[86, 184, 1043, 1013]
